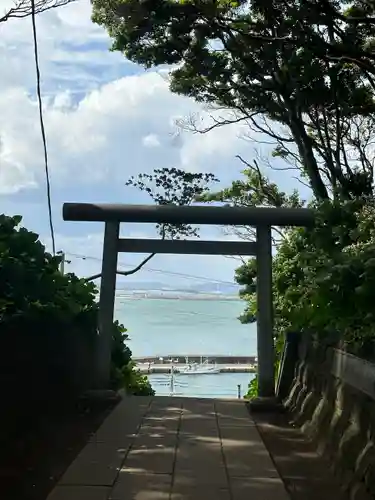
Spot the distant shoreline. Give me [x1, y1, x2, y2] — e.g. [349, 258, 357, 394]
[116, 293, 240, 301]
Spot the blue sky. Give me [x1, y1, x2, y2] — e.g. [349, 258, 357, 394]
[0, 0, 309, 287]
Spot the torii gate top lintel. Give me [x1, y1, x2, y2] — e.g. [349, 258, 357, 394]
[63, 202, 314, 400]
[62, 203, 314, 227]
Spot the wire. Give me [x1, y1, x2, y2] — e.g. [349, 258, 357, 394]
[64, 251, 239, 286]
[31, 0, 56, 255]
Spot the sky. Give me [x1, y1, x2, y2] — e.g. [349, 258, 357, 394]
[0, 0, 310, 288]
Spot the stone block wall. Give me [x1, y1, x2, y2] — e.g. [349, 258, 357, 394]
[284, 333, 375, 500]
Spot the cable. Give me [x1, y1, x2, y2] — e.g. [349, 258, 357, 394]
[31, 0, 56, 255]
[64, 251, 239, 286]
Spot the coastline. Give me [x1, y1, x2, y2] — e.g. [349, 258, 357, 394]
[116, 293, 240, 301]
[137, 364, 257, 374]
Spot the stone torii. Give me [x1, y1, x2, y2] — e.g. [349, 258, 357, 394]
[63, 203, 314, 403]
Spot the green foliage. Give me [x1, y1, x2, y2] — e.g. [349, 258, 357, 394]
[244, 376, 258, 400]
[197, 165, 303, 209]
[110, 320, 154, 395]
[242, 196, 375, 398]
[0, 214, 98, 331]
[92, 0, 375, 200]
[126, 167, 219, 239]
[197, 168, 375, 396]
[0, 214, 154, 396]
[121, 361, 155, 396]
[271, 199, 375, 355]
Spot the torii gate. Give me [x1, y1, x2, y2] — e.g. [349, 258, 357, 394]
[63, 203, 314, 401]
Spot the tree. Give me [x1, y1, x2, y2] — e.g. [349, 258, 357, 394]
[197, 154, 304, 242]
[0, 213, 154, 396]
[0, 0, 75, 23]
[92, 0, 375, 201]
[85, 167, 219, 281]
[126, 167, 219, 239]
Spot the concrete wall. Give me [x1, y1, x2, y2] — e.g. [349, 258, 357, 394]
[284, 333, 375, 500]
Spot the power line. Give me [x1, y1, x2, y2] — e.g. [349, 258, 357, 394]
[31, 0, 56, 255]
[64, 251, 239, 286]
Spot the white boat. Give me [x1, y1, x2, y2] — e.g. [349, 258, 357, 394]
[180, 357, 220, 375]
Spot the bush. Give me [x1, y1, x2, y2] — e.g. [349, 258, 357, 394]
[0, 214, 154, 401]
[241, 198, 375, 397]
[110, 320, 154, 395]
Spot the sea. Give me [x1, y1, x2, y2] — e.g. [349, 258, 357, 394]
[114, 296, 257, 399]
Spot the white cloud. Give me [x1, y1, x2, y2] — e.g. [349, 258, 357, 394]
[142, 134, 160, 148]
[0, 65, 251, 193]
[0, 0, 270, 196]
[0, 0, 303, 281]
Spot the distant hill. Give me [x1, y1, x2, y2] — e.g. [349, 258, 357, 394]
[115, 281, 240, 295]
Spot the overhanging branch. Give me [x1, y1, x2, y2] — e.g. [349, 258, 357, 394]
[0, 0, 75, 22]
[84, 253, 155, 282]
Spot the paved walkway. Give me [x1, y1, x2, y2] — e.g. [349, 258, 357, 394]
[46, 396, 290, 500]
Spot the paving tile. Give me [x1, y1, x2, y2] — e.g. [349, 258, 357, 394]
[89, 428, 136, 445]
[176, 445, 223, 467]
[216, 411, 255, 425]
[179, 424, 219, 438]
[110, 471, 171, 500]
[173, 470, 228, 489]
[178, 433, 220, 446]
[174, 441, 227, 485]
[108, 398, 151, 420]
[137, 424, 179, 438]
[215, 401, 252, 417]
[59, 442, 127, 486]
[133, 435, 177, 449]
[224, 451, 278, 478]
[218, 415, 255, 427]
[219, 425, 263, 442]
[150, 404, 182, 414]
[146, 409, 181, 417]
[175, 459, 226, 473]
[220, 437, 265, 451]
[231, 476, 290, 500]
[180, 416, 217, 427]
[179, 419, 217, 428]
[123, 445, 176, 474]
[151, 396, 182, 407]
[47, 485, 111, 500]
[47, 397, 292, 500]
[171, 486, 231, 500]
[91, 414, 142, 444]
[143, 415, 180, 427]
[177, 440, 222, 453]
[181, 405, 216, 414]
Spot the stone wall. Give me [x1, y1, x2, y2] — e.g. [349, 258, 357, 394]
[284, 333, 375, 500]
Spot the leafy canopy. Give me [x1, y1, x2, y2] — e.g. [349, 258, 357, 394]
[126, 167, 219, 238]
[93, 0, 375, 200]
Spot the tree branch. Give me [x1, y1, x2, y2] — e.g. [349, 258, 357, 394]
[0, 0, 75, 23]
[84, 253, 155, 282]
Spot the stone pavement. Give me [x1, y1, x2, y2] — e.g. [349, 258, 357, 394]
[46, 396, 290, 500]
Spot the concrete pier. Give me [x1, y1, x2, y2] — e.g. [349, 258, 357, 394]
[133, 355, 257, 365]
[137, 364, 257, 374]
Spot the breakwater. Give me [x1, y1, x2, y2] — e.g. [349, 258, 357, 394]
[137, 364, 257, 374]
[133, 354, 257, 365]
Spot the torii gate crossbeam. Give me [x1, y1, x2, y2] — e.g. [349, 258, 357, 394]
[63, 203, 314, 401]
